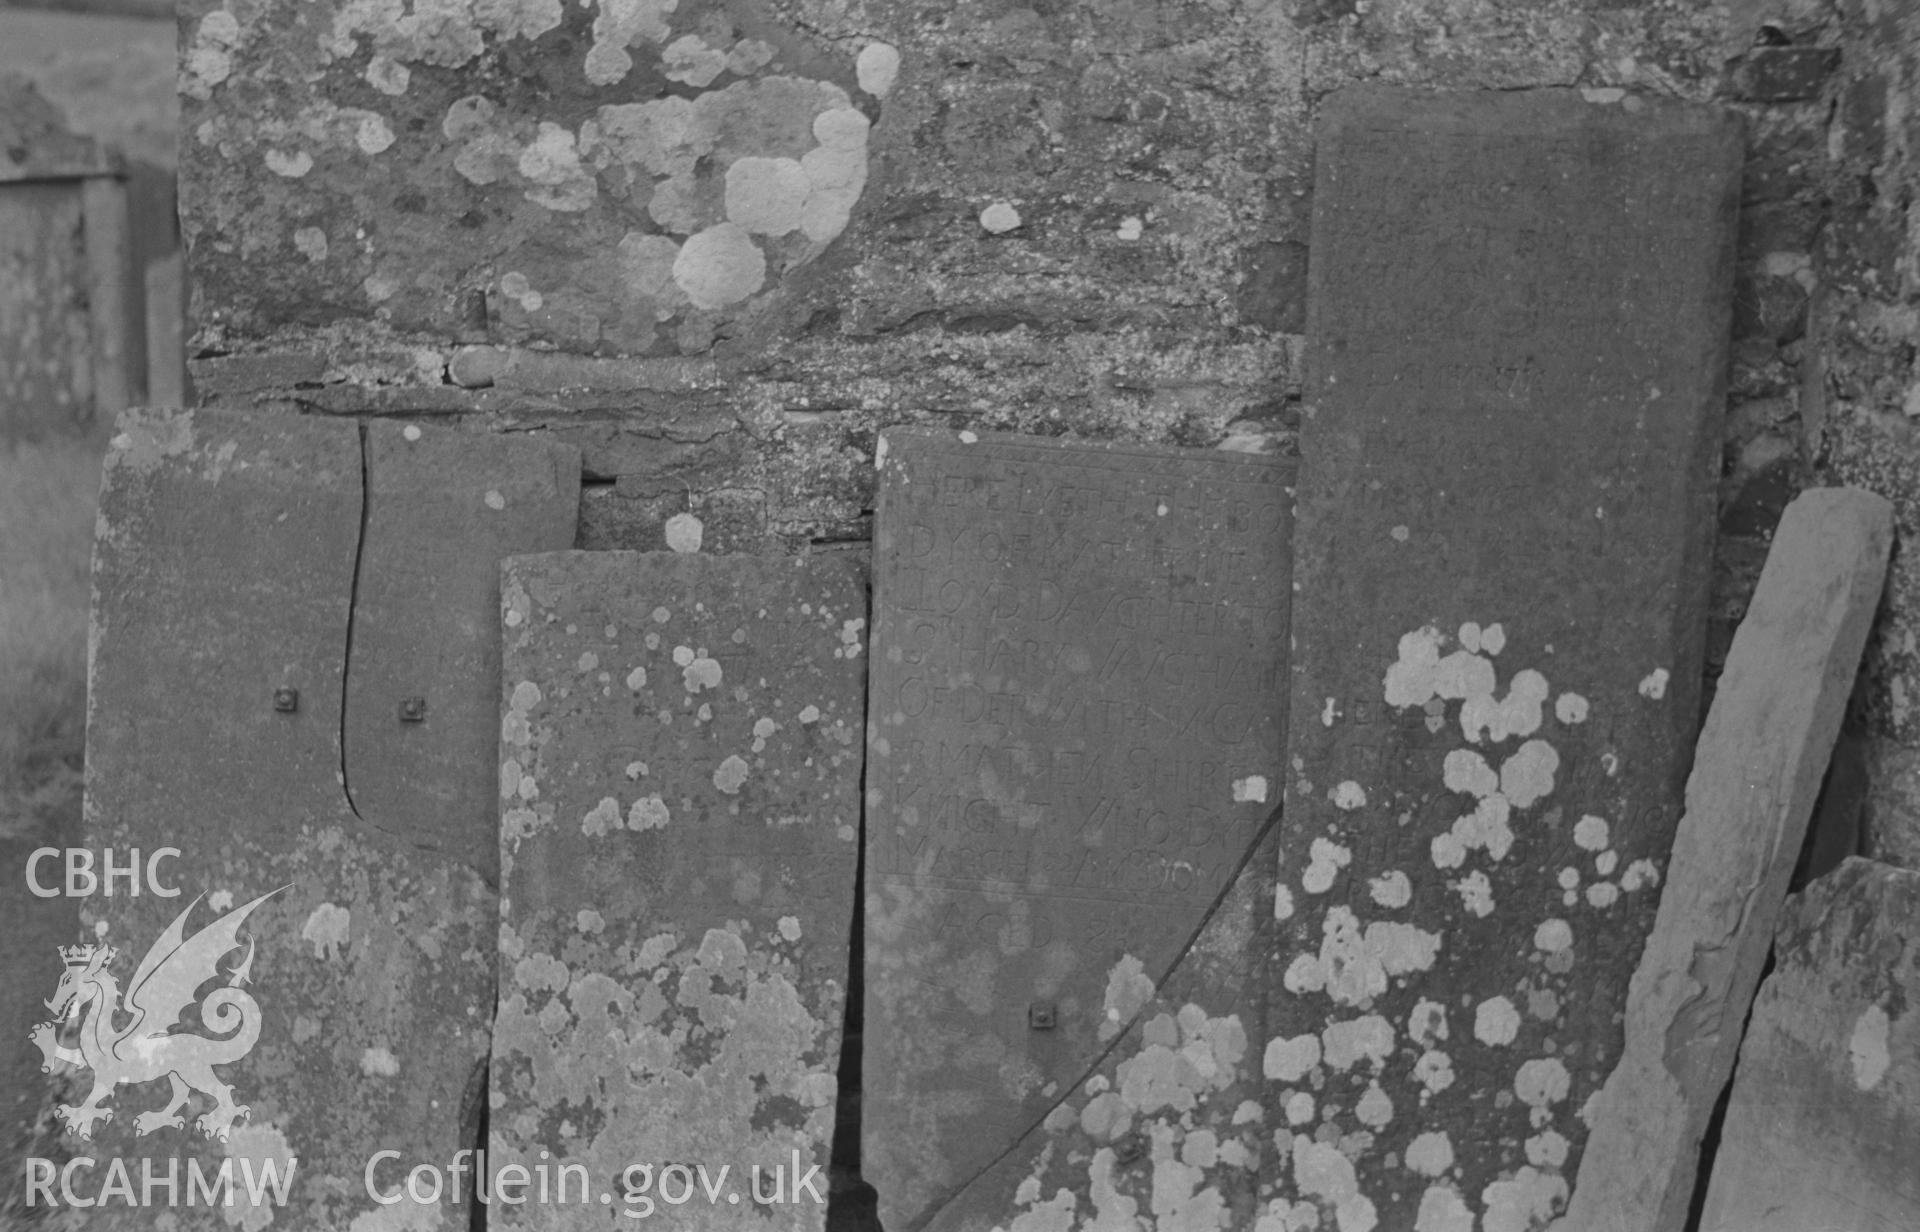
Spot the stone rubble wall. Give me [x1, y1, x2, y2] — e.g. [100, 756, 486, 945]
[177, 0, 1920, 866]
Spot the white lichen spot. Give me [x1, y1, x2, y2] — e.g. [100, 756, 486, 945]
[1284, 1091, 1316, 1126]
[575, 909, 605, 934]
[682, 654, 722, 693]
[1573, 814, 1610, 851]
[979, 201, 1022, 233]
[484, 489, 506, 510]
[1291, 1135, 1378, 1232]
[1459, 622, 1483, 653]
[1514, 1057, 1571, 1119]
[1414, 1184, 1474, 1232]
[1585, 882, 1620, 908]
[1322, 697, 1337, 727]
[1638, 667, 1670, 700]
[1233, 775, 1270, 804]
[1369, 870, 1412, 909]
[1533, 918, 1574, 953]
[1384, 625, 1447, 708]
[1620, 858, 1661, 891]
[712, 754, 749, 794]
[356, 113, 396, 155]
[662, 33, 727, 86]
[778, 915, 803, 943]
[265, 149, 313, 178]
[402, 424, 422, 442]
[1355, 1082, 1394, 1128]
[1451, 870, 1494, 917]
[584, 0, 676, 85]
[1332, 780, 1367, 811]
[1321, 1014, 1395, 1071]
[1285, 906, 1442, 1007]
[1409, 999, 1449, 1047]
[1555, 692, 1590, 724]
[1099, 954, 1156, 1041]
[1264, 1033, 1321, 1082]
[627, 795, 670, 831]
[1596, 849, 1618, 876]
[510, 680, 542, 711]
[1443, 749, 1499, 797]
[1302, 837, 1352, 894]
[301, 902, 350, 961]
[1462, 668, 1549, 745]
[1482, 1168, 1568, 1232]
[725, 156, 811, 236]
[1526, 1129, 1569, 1169]
[1404, 1130, 1454, 1177]
[1558, 867, 1581, 891]
[182, 10, 239, 99]
[359, 1045, 399, 1077]
[208, 890, 234, 913]
[1474, 996, 1521, 1046]
[365, 54, 410, 95]
[1274, 884, 1296, 921]
[1480, 623, 1507, 655]
[664, 511, 704, 553]
[1430, 831, 1468, 870]
[1391, 524, 1411, 542]
[856, 41, 901, 97]
[673, 223, 766, 309]
[798, 704, 821, 724]
[582, 797, 622, 835]
[1117, 216, 1144, 241]
[1413, 1048, 1455, 1095]
[293, 227, 329, 262]
[1849, 1004, 1891, 1090]
[626, 666, 648, 691]
[1498, 739, 1560, 809]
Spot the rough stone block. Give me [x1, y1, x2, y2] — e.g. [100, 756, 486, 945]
[862, 427, 1292, 1230]
[179, 0, 895, 356]
[69, 407, 496, 1230]
[491, 550, 867, 1228]
[1557, 487, 1894, 1232]
[1270, 87, 1740, 1232]
[1696, 856, 1920, 1232]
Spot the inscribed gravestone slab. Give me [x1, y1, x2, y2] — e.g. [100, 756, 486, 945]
[492, 551, 867, 1229]
[863, 428, 1291, 1231]
[1696, 857, 1920, 1232]
[76, 408, 498, 1230]
[1268, 88, 1739, 1232]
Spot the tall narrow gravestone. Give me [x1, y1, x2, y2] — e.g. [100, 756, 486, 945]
[70, 407, 575, 1230]
[863, 428, 1292, 1230]
[492, 552, 867, 1229]
[1265, 89, 1740, 1231]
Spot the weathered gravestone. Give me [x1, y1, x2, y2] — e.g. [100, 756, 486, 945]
[492, 551, 866, 1229]
[70, 406, 575, 1230]
[1265, 88, 1740, 1231]
[862, 428, 1292, 1230]
[1696, 857, 1920, 1232]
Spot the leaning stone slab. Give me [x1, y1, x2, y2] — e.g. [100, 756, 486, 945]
[72, 407, 507, 1230]
[343, 419, 580, 881]
[492, 551, 867, 1229]
[1696, 856, 1920, 1232]
[1271, 88, 1740, 1232]
[1555, 487, 1894, 1232]
[862, 427, 1292, 1231]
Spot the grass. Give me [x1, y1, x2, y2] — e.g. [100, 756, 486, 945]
[0, 433, 104, 842]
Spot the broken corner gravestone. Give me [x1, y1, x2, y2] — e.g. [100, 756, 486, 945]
[861, 427, 1292, 1231]
[1555, 486, 1894, 1232]
[1268, 88, 1740, 1232]
[1697, 857, 1920, 1232]
[71, 406, 575, 1230]
[492, 551, 867, 1229]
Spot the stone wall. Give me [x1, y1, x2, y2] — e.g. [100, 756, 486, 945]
[179, 0, 1920, 864]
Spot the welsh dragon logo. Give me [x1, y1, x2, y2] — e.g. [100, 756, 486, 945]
[29, 888, 285, 1142]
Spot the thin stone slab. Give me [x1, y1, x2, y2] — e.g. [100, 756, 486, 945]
[1696, 857, 1920, 1232]
[1555, 487, 1894, 1232]
[75, 407, 494, 1230]
[492, 551, 867, 1229]
[863, 427, 1292, 1231]
[343, 420, 580, 880]
[1270, 88, 1740, 1232]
